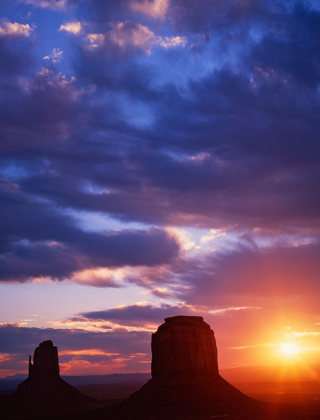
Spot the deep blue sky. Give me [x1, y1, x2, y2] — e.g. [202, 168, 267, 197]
[1, 0, 320, 376]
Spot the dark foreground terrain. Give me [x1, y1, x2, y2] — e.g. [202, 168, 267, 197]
[1, 378, 320, 420]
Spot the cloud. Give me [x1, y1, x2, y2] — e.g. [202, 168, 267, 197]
[0, 179, 180, 283]
[80, 302, 195, 328]
[0, 20, 34, 37]
[58, 301, 266, 337]
[80, 0, 168, 22]
[130, 0, 169, 18]
[250, 2, 320, 87]
[107, 21, 157, 55]
[85, 21, 187, 55]
[53, 3, 318, 232]
[91, 235, 320, 312]
[168, 0, 269, 34]
[1, 0, 320, 377]
[0, 24, 35, 75]
[0, 67, 80, 147]
[168, 240, 320, 305]
[85, 33, 105, 49]
[19, 0, 72, 12]
[200, 228, 227, 244]
[158, 35, 187, 48]
[0, 229, 180, 284]
[1, 63, 91, 146]
[59, 21, 82, 35]
[70, 267, 125, 288]
[43, 47, 63, 62]
[1, 1, 320, 294]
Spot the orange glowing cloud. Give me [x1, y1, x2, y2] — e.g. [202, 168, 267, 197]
[59, 351, 150, 375]
[70, 267, 125, 287]
[59, 349, 120, 357]
[0, 353, 11, 363]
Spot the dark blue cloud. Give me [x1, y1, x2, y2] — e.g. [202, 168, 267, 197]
[0, 323, 150, 355]
[0, 0, 320, 284]
[80, 303, 195, 327]
[0, 31, 34, 76]
[168, 0, 271, 35]
[251, 2, 320, 87]
[0, 181, 180, 282]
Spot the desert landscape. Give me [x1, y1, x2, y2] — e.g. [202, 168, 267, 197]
[1, 316, 320, 420]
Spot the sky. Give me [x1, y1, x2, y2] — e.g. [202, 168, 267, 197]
[1, 0, 320, 378]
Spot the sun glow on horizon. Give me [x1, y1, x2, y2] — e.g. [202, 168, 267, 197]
[279, 342, 301, 357]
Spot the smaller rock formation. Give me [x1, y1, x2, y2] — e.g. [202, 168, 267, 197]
[10, 340, 93, 413]
[28, 340, 59, 378]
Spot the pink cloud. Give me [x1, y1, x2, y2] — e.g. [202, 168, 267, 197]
[19, 0, 70, 12]
[86, 20, 187, 55]
[130, 0, 169, 19]
[109, 21, 157, 55]
[0, 20, 34, 37]
[59, 21, 82, 35]
[159, 35, 187, 48]
[43, 48, 64, 63]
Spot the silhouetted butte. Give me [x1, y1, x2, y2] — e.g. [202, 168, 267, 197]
[11, 340, 92, 410]
[108, 316, 267, 419]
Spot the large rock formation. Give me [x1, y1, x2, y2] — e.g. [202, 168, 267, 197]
[152, 316, 219, 379]
[108, 316, 268, 419]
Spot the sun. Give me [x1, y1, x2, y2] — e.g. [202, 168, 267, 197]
[279, 342, 300, 356]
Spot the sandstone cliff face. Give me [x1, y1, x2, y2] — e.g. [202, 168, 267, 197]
[109, 315, 266, 419]
[11, 340, 93, 411]
[29, 340, 59, 377]
[151, 316, 219, 379]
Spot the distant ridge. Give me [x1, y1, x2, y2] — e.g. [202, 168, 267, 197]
[0, 372, 151, 388]
[2, 364, 320, 386]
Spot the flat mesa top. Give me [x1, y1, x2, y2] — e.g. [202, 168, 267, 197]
[39, 340, 54, 347]
[164, 316, 204, 323]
